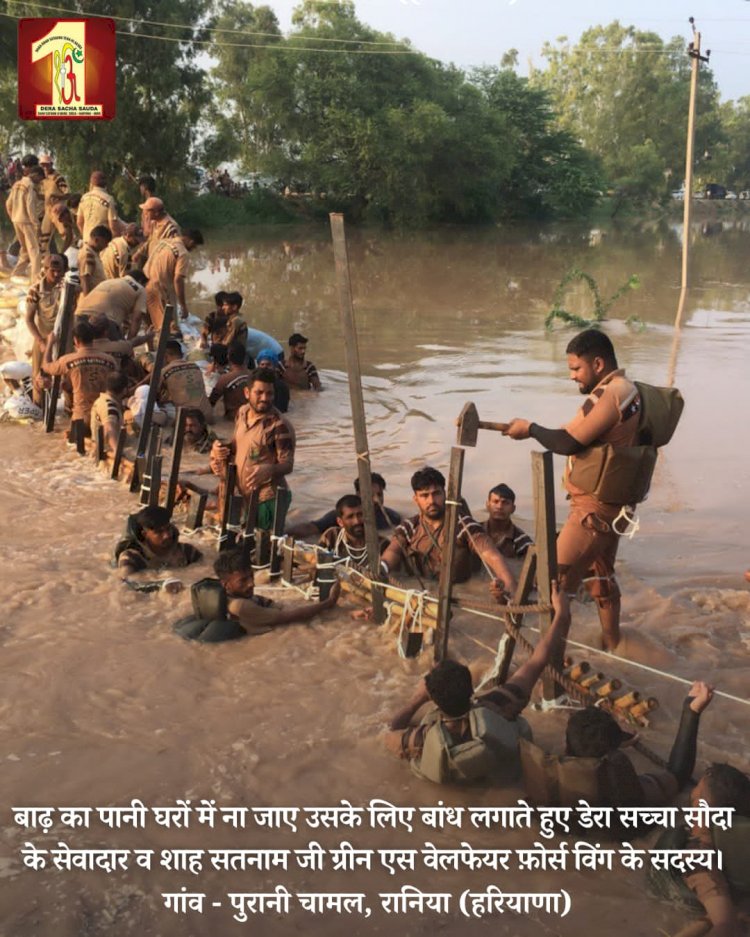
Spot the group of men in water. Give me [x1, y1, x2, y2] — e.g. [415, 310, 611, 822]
[4, 154, 747, 935]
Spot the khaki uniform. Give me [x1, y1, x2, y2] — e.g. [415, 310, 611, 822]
[50, 212, 74, 253]
[483, 520, 533, 559]
[210, 404, 295, 504]
[158, 359, 214, 424]
[92, 337, 137, 372]
[388, 512, 490, 583]
[77, 186, 120, 240]
[278, 356, 320, 390]
[208, 367, 251, 420]
[78, 243, 106, 293]
[26, 276, 63, 405]
[6, 178, 42, 280]
[135, 213, 179, 265]
[557, 369, 641, 601]
[43, 347, 117, 422]
[143, 238, 188, 331]
[39, 171, 69, 254]
[76, 275, 147, 334]
[318, 526, 387, 568]
[100, 236, 135, 279]
[90, 390, 123, 443]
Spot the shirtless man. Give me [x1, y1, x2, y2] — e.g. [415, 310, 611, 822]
[319, 494, 388, 569]
[214, 549, 339, 634]
[78, 225, 112, 296]
[25, 253, 66, 406]
[380, 466, 516, 597]
[278, 332, 321, 390]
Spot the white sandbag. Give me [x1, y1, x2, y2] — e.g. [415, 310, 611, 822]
[0, 360, 32, 381]
[2, 393, 43, 422]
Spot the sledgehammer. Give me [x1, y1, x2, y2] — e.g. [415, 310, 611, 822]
[455, 402, 509, 447]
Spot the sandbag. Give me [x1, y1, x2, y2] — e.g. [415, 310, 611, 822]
[635, 382, 684, 447]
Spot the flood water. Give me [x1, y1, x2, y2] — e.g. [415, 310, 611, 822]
[1, 216, 749, 935]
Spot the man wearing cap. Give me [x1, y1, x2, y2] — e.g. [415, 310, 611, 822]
[143, 230, 204, 333]
[77, 171, 122, 241]
[279, 333, 321, 390]
[38, 155, 70, 256]
[133, 197, 179, 266]
[76, 270, 149, 338]
[100, 223, 144, 279]
[5, 162, 44, 280]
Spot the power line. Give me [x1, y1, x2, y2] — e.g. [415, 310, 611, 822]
[6, 0, 411, 47]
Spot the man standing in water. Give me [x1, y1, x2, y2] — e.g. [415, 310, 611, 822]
[279, 333, 322, 390]
[503, 329, 641, 651]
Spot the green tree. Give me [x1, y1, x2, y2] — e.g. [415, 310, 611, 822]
[537, 22, 723, 201]
[2, 0, 211, 214]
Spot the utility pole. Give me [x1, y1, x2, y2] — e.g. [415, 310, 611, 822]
[675, 18, 710, 329]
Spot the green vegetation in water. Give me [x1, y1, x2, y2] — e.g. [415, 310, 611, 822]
[545, 268, 641, 330]
[172, 192, 298, 229]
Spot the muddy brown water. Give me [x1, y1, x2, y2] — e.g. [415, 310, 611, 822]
[1, 219, 749, 935]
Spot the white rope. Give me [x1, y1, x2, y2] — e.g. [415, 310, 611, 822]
[395, 589, 425, 660]
[473, 633, 510, 693]
[455, 604, 750, 709]
[611, 505, 640, 539]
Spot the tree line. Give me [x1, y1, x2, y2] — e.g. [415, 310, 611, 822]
[1, 2, 748, 225]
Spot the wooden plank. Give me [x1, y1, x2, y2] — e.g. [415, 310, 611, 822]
[434, 446, 465, 662]
[165, 406, 186, 517]
[95, 424, 106, 463]
[532, 450, 560, 700]
[329, 213, 385, 624]
[129, 304, 173, 492]
[185, 491, 207, 530]
[44, 278, 77, 433]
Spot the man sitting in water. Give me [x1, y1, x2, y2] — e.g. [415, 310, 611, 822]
[214, 548, 340, 634]
[521, 681, 714, 812]
[483, 483, 533, 558]
[287, 472, 401, 539]
[183, 408, 219, 455]
[279, 332, 321, 390]
[318, 495, 388, 569]
[384, 582, 570, 784]
[157, 340, 214, 425]
[380, 466, 516, 598]
[113, 505, 202, 592]
[256, 349, 289, 413]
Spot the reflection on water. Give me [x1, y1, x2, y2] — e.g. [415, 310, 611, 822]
[1, 219, 749, 936]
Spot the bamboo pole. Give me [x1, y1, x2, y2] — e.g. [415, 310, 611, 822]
[329, 214, 385, 624]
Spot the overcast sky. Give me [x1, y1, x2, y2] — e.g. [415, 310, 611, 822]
[268, 0, 750, 102]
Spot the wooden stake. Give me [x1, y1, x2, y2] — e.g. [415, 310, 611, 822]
[219, 462, 238, 551]
[44, 278, 77, 433]
[532, 451, 559, 700]
[185, 491, 207, 530]
[434, 446, 465, 662]
[95, 424, 106, 463]
[329, 213, 385, 624]
[165, 406, 186, 517]
[111, 427, 126, 480]
[269, 488, 290, 579]
[496, 546, 538, 686]
[129, 304, 173, 492]
[240, 489, 259, 565]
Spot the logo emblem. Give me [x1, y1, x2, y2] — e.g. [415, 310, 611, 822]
[18, 18, 116, 120]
